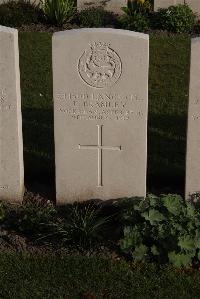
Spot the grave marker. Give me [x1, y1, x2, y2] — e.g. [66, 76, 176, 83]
[53, 28, 149, 203]
[154, 0, 183, 11]
[0, 26, 24, 202]
[77, 0, 127, 15]
[186, 38, 200, 200]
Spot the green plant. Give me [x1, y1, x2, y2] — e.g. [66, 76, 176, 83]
[41, 203, 111, 247]
[153, 4, 195, 33]
[16, 201, 56, 235]
[78, 7, 116, 28]
[42, 0, 76, 26]
[0, 0, 43, 27]
[120, 0, 150, 32]
[0, 202, 6, 223]
[119, 194, 200, 267]
[120, 12, 149, 31]
[193, 19, 200, 34]
[122, 0, 152, 15]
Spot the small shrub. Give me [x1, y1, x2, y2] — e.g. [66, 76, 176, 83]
[41, 203, 110, 248]
[122, 0, 152, 14]
[16, 201, 56, 235]
[120, 12, 149, 32]
[0, 0, 43, 27]
[193, 20, 200, 34]
[78, 7, 116, 28]
[42, 0, 76, 27]
[120, 0, 150, 32]
[153, 4, 195, 33]
[0, 202, 6, 223]
[119, 194, 200, 268]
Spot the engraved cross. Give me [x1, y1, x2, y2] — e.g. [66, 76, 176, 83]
[78, 125, 122, 187]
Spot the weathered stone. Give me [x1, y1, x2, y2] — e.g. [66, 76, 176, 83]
[77, 0, 127, 15]
[154, 0, 200, 13]
[154, 0, 183, 11]
[53, 28, 149, 204]
[185, 38, 200, 200]
[185, 0, 200, 14]
[0, 26, 24, 203]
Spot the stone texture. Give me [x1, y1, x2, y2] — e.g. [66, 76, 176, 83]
[154, 0, 183, 11]
[185, 0, 200, 14]
[154, 0, 200, 13]
[0, 26, 24, 203]
[77, 0, 127, 14]
[53, 28, 149, 204]
[185, 38, 200, 200]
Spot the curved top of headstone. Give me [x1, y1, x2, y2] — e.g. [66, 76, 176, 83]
[0, 25, 18, 33]
[53, 28, 149, 41]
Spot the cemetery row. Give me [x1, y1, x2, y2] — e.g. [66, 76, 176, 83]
[0, 0, 200, 15]
[0, 25, 198, 204]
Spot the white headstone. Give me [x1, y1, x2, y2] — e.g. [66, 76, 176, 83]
[185, 0, 200, 14]
[77, 0, 127, 15]
[154, 0, 183, 11]
[185, 38, 200, 200]
[0, 26, 24, 203]
[53, 28, 149, 204]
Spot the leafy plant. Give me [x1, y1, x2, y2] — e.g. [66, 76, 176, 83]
[122, 0, 152, 15]
[77, 7, 116, 28]
[119, 194, 200, 267]
[120, 0, 150, 32]
[40, 203, 111, 248]
[0, 0, 43, 27]
[0, 202, 6, 223]
[16, 201, 56, 235]
[153, 4, 195, 33]
[41, 0, 76, 26]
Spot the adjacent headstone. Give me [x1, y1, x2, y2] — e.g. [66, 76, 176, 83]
[185, 38, 200, 200]
[154, 0, 183, 11]
[154, 0, 200, 14]
[77, 0, 127, 15]
[53, 28, 149, 204]
[0, 26, 24, 202]
[185, 0, 200, 14]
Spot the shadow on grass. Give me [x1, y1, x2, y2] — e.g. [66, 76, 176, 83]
[148, 111, 187, 195]
[22, 107, 55, 197]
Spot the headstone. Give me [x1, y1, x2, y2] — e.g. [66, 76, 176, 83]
[154, 0, 183, 11]
[185, 38, 200, 200]
[53, 28, 149, 204]
[77, 0, 127, 15]
[185, 0, 200, 14]
[0, 26, 24, 203]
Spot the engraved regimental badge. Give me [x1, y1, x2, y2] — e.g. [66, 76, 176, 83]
[78, 42, 122, 89]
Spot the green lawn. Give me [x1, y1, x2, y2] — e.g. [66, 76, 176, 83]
[19, 33, 191, 194]
[0, 253, 200, 298]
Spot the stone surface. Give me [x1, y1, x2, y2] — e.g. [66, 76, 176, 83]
[185, 0, 200, 14]
[185, 38, 200, 200]
[154, 0, 200, 13]
[154, 0, 183, 11]
[0, 26, 24, 203]
[53, 28, 149, 204]
[77, 0, 127, 14]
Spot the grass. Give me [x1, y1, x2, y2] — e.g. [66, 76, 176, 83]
[18, 32, 191, 194]
[0, 253, 200, 298]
